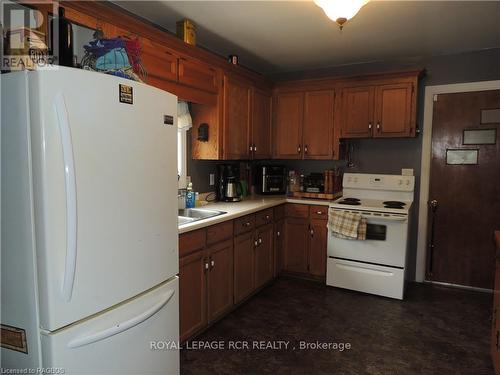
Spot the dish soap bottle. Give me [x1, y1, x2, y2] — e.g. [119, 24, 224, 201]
[186, 183, 195, 208]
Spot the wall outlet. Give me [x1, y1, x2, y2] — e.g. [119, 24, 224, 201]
[401, 168, 414, 176]
[209, 173, 215, 186]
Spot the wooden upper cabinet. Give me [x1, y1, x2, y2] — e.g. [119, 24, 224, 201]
[178, 57, 218, 94]
[274, 92, 304, 159]
[374, 83, 415, 137]
[251, 89, 272, 159]
[206, 239, 233, 322]
[141, 38, 178, 84]
[223, 75, 251, 160]
[303, 90, 335, 159]
[340, 86, 375, 138]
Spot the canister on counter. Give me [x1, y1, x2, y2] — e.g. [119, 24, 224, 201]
[176, 19, 196, 45]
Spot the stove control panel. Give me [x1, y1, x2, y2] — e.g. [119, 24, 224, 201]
[343, 173, 415, 191]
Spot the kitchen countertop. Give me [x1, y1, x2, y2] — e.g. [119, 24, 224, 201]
[178, 195, 333, 234]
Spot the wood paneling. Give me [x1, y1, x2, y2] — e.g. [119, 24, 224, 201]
[178, 57, 218, 94]
[303, 90, 335, 159]
[274, 93, 304, 159]
[207, 239, 233, 322]
[233, 232, 255, 304]
[179, 249, 206, 342]
[251, 88, 272, 159]
[374, 83, 414, 137]
[223, 75, 251, 160]
[340, 86, 374, 138]
[141, 38, 178, 83]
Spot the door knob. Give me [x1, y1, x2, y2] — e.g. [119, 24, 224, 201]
[429, 199, 438, 212]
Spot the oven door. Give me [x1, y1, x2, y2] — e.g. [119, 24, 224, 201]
[327, 208, 409, 267]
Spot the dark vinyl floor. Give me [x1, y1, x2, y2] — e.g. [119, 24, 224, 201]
[181, 277, 493, 375]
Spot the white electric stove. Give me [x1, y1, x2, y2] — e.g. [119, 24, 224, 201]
[326, 173, 415, 300]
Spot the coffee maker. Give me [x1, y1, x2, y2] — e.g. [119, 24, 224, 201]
[216, 164, 242, 202]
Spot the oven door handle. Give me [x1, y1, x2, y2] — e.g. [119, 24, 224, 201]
[367, 216, 408, 223]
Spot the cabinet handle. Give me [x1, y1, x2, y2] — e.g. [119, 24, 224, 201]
[204, 261, 209, 273]
[210, 260, 215, 269]
[265, 215, 270, 220]
[277, 231, 281, 237]
[254, 240, 258, 247]
[249, 145, 253, 152]
[244, 221, 251, 227]
[254, 144, 257, 152]
[258, 238, 262, 244]
[304, 145, 308, 154]
[376, 123, 381, 130]
[297, 145, 301, 154]
[310, 229, 314, 236]
[368, 123, 372, 130]
[316, 211, 323, 215]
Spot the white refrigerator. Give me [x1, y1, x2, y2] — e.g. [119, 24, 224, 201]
[1, 67, 179, 374]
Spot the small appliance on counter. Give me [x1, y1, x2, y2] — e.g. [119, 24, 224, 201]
[216, 164, 242, 202]
[255, 165, 287, 195]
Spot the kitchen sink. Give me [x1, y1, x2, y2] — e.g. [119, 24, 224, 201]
[178, 208, 226, 226]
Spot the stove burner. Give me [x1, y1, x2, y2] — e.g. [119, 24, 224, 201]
[338, 198, 361, 206]
[383, 201, 406, 209]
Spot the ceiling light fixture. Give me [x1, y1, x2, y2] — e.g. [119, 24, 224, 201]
[314, 0, 370, 30]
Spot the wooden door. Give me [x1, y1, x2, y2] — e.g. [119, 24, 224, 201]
[374, 83, 415, 137]
[254, 224, 274, 288]
[308, 219, 328, 277]
[178, 57, 218, 94]
[207, 239, 233, 322]
[274, 92, 304, 159]
[179, 249, 207, 342]
[303, 90, 335, 159]
[274, 219, 284, 276]
[251, 88, 272, 159]
[340, 86, 374, 138]
[223, 75, 251, 160]
[427, 90, 500, 288]
[283, 217, 309, 273]
[492, 257, 500, 369]
[233, 232, 255, 303]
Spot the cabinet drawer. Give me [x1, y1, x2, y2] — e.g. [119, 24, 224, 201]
[309, 205, 328, 220]
[285, 203, 309, 219]
[179, 229, 206, 258]
[178, 57, 218, 94]
[274, 205, 285, 221]
[234, 214, 255, 236]
[255, 209, 274, 227]
[206, 221, 234, 246]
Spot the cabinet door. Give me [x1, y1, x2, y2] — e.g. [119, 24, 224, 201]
[303, 91, 335, 159]
[308, 219, 328, 277]
[233, 232, 255, 304]
[179, 250, 207, 342]
[374, 83, 414, 137]
[223, 75, 251, 160]
[283, 217, 309, 273]
[254, 224, 274, 288]
[178, 57, 218, 94]
[492, 259, 500, 367]
[340, 86, 374, 138]
[141, 38, 178, 84]
[274, 93, 304, 159]
[251, 89, 272, 159]
[274, 220, 284, 276]
[207, 239, 233, 322]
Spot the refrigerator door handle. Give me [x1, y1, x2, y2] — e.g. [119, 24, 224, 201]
[67, 289, 175, 349]
[54, 94, 78, 302]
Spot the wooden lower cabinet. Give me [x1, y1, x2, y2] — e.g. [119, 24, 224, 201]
[308, 218, 328, 277]
[274, 219, 285, 276]
[179, 249, 207, 342]
[255, 224, 274, 288]
[207, 239, 234, 322]
[283, 216, 309, 273]
[234, 232, 255, 304]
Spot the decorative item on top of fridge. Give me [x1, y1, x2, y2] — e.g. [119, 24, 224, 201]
[81, 29, 146, 82]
